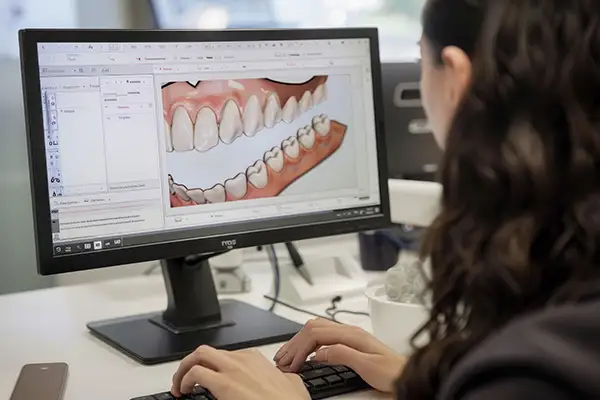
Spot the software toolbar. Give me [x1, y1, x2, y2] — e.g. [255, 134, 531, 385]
[37, 39, 371, 67]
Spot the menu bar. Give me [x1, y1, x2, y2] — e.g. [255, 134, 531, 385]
[39, 51, 367, 68]
[37, 39, 371, 67]
[38, 39, 369, 53]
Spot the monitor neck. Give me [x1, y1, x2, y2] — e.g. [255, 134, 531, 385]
[160, 254, 224, 331]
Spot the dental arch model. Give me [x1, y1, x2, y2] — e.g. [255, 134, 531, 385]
[163, 76, 348, 207]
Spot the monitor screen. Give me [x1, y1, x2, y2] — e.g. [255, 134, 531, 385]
[22, 30, 389, 274]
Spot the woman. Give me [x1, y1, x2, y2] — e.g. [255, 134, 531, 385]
[170, 0, 600, 398]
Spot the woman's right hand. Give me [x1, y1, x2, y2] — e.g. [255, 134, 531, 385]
[274, 318, 407, 393]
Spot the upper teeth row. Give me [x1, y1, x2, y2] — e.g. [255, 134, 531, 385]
[165, 83, 327, 153]
[170, 113, 332, 205]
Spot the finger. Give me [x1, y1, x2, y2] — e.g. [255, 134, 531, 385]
[278, 345, 322, 370]
[313, 344, 367, 371]
[179, 365, 225, 395]
[277, 326, 337, 370]
[273, 347, 288, 363]
[273, 343, 289, 363]
[286, 326, 377, 372]
[172, 346, 235, 395]
[277, 349, 298, 369]
[274, 319, 335, 362]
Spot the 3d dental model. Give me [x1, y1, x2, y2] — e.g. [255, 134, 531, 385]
[169, 115, 347, 206]
[162, 76, 329, 152]
[162, 76, 347, 207]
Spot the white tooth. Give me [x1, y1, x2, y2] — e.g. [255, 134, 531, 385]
[224, 173, 248, 200]
[282, 136, 300, 159]
[228, 80, 245, 91]
[297, 125, 316, 149]
[243, 95, 264, 137]
[187, 189, 205, 204]
[194, 107, 219, 152]
[204, 184, 226, 203]
[171, 107, 194, 151]
[263, 93, 282, 128]
[282, 96, 299, 123]
[264, 147, 284, 172]
[246, 160, 268, 189]
[219, 100, 243, 144]
[313, 84, 325, 104]
[173, 183, 190, 201]
[299, 91, 313, 113]
[312, 114, 331, 137]
[164, 119, 174, 152]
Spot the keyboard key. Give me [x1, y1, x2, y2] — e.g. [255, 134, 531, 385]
[131, 397, 154, 400]
[308, 378, 328, 389]
[301, 367, 336, 380]
[325, 375, 343, 385]
[340, 371, 358, 381]
[332, 366, 349, 373]
[301, 364, 313, 372]
[153, 393, 175, 400]
[192, 386, 207, 395]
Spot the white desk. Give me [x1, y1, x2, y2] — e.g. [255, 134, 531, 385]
[0, 265, 391, 400]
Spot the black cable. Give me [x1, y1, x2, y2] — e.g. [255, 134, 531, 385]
[266, 244, 280, 312]
[263, 295, 334, 321]
[330, 310, 371, 321]
[264, 246, 368, 321]
[263, 294, 370, 324]
[326, 296, 370, 322]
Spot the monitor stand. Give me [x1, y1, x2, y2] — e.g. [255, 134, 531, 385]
[87, 254, 303, 365]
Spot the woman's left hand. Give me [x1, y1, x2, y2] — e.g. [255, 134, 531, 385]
[171, 345, 310, 400]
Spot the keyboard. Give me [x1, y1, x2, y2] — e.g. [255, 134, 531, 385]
[131, 361, 370, 400]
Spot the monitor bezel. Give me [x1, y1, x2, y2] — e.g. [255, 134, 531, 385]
[19, 28, 391, 276]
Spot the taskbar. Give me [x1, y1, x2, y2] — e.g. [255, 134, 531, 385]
[52, 205, 382, 256]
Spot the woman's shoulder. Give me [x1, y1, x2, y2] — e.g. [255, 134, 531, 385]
[437, 297, 600, 399]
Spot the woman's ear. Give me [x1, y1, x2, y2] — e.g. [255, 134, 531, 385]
[440, 46, 472, 106]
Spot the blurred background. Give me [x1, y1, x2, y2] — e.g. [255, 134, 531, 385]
[0, 0, 425, 294]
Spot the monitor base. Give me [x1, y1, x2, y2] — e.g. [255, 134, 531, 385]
[88, 299, 302, 365]
[87, 254, 302, 365]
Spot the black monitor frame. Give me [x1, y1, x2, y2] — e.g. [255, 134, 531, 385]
[19, 28, 390, 276]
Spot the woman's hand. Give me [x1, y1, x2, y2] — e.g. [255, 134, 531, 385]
[171, 345, 309, 400]
[274, 318, 407, 393]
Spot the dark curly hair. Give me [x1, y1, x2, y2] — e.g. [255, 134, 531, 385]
[396, 0, 600, 398]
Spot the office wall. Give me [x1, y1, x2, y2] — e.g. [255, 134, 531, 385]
[0, 0, 154, 294]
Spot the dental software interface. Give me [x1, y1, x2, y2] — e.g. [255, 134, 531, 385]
[37, 39, 381, 254]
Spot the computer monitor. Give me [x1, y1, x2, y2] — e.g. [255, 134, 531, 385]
[381, 62, 442, 181]
[19, 28, 390, 364]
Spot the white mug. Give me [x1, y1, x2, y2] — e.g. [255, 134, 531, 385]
[365, 285, 429, 355]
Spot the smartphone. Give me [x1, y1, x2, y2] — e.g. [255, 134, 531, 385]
[10, 362, 68, 400]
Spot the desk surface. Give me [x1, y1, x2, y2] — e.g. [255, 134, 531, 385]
[0, 267, 390, 400]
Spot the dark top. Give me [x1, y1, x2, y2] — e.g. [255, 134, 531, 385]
[435, 294, 600, 399]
